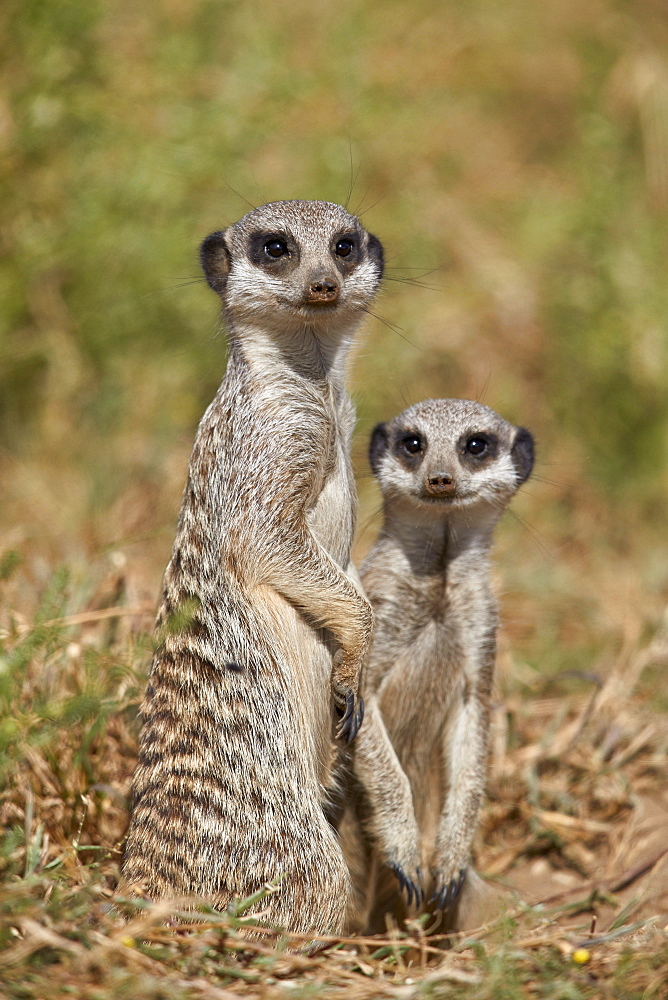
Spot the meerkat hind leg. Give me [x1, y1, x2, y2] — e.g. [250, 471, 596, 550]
[350, 696, 423, 906]
[431, 688, 489, 916]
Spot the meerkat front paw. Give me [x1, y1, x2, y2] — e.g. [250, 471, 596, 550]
[429, 865, 467, 912]
[331, 646, 365, 742]
[333, 684, 364, 742]
[388, 860, 424, 908]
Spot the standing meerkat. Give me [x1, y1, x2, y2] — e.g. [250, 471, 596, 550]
[339, 398, 534, 933]
[121, 200, 384, 935]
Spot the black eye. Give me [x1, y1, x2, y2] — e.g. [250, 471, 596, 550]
[335, 238, 355, 258]
[264, 239, 288, 259]
[401, 435, 423, 455]
[465, 436, 488, 456]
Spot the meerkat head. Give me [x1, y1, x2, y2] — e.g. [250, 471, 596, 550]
[369, 398, 534, 519]
[200, 200, 384, 335]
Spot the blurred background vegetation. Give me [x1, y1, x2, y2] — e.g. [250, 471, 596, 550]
[1, 5, 667, 992]
[1, 0, 667, 686]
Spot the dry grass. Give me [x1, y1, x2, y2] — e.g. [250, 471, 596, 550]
[1, 562, 666, 998]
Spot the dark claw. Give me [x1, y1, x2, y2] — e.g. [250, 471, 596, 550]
[429, 879, 446, 912]
[389, 863, 411, 906]
[429, 867, 467, 912]
[416, 865, 425, 906]
[389, 862, 423, 908]
[336, 693, 364, 743]
[336, 689, 354, 724]
[347, 697, 364, 743]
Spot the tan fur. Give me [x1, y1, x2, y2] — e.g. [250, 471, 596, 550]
[339, 398, 534, 933]
[121, 201, 384, 935]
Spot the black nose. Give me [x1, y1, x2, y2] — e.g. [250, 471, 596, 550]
[425, 471, 455, 496]
[312, 279, 337, 295]
[305, 276, 340, 304]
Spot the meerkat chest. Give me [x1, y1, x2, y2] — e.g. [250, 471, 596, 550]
[379, 619, 461, 711]
[306, 406, 356, 567]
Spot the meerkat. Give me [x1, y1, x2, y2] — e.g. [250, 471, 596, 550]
[339, 398, 534, 933]
[121, 201, 384, 936]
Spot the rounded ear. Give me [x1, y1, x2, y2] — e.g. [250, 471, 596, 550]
[200, 230, 231, 296]
[366, 232, 384, 280]
[369, 422, 389, 475]
[511, 427, 535, 484]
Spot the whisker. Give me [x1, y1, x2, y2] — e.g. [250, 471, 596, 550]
[355, 192, 388, 218]
[502, 506, 554, 561]
[354, 463, 378, 477]
[383, 264, 441, 270]
[162, 276, 208, 290]
[383, 275, 443, 291]
[528, 474, 567, 490]
[397, 384, 412, 410]
[384, 265, 442, 277]
[357, 505, 385, 544]
[364, 309, 422, 351]
[206, 323, 227, 344]
[223, 178, 257, 212]
[474, 371, 492, 405]
[345, 140, 362, 211]
[249, 170, 269, 208]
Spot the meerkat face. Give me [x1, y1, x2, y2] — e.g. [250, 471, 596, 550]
[370, 399, 534, 516]
[200, 200, 383, 335]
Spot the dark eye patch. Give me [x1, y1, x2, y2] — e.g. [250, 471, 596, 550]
[331, 231, 360, 271]
[393, 430, 426, 467]
[458, 431, 498, 466]
[248, 230, 298, 268]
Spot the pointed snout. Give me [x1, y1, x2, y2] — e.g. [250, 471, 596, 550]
[303, 271, 340, 305]
[424, 471, 456, 497]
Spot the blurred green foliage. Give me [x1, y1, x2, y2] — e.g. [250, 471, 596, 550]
[1, 12, 667, 988]
[1, 0, 667, 576]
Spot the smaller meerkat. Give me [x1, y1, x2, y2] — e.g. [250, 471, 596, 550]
[339, 398, 534, 933]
